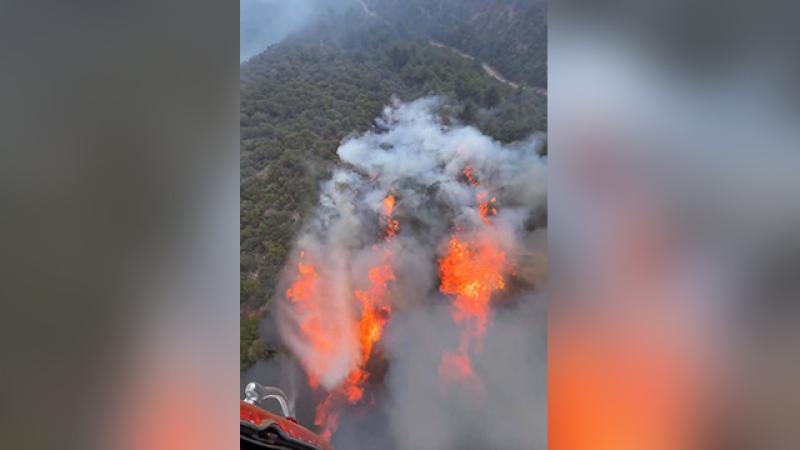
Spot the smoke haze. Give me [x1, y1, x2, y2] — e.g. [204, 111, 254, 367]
[266, 97, 547, 449]
[240, 0, 352, 62]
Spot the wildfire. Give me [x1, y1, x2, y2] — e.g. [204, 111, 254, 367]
[271, 101, 545, 447]
[314, 258, 395, 439]
[383, 194, 396, 217]
[356, 265, 394, 363]
[313, 194, 399, 440]
[285, 253, 338, 386]
[286, 252, 317, 304]
[477, 193, 498, 226]
[440, 234, 509, 336]
[464, 167, 498, 226]
[438, 233, 509, 389]
[438, 167, 510, 389]
[383, 194, 400, 239]
[386, 220, 400, 239]
[464, 166, 479, 187]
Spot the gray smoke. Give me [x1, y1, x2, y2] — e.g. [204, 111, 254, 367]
[275, 97, 547, 449]
[240, 0, 353, 62]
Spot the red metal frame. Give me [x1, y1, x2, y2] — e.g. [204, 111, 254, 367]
[240, 400, 333, 450]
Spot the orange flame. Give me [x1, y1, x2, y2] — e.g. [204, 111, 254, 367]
[465, 167, 498, 225]
[478, 195, 498, 226]
[313, 199, 400, 440]
[286, 254, 318, 304]
[438, 233, 509, 389]
[314, 259, 395, 439]
[438, 167, 509, 389]
[383, 194, 396, 217]
[314, 393, 339, 442]
[383, 194, 400, 239]
[385, 220, 400, 239]
[464, 166, 479, 187]
[439, 235, 508, 339]
[285, 253, 340, 381]
[356, 265, 394, 363]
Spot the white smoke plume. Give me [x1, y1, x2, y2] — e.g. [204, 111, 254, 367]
[275, 97, 547, 449]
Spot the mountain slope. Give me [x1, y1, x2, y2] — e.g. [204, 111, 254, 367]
[365, 0, 547, 87]
[240, 2, 546, 369]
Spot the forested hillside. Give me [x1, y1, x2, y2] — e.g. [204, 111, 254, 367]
[240, 2, 546, 369]
[365, 0, 547, 87]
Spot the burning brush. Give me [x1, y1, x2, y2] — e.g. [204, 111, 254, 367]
[271, 97, 547, 448]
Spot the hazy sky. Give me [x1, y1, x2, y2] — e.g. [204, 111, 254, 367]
[240, 0, 353, 62]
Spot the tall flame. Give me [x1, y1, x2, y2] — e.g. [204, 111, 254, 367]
[313, 194, 399, 440]
[438, 167, 510, 390]
[383, 194, 396, 217]
[285, 252, 338, 388]
[438, 233, 510, 386]
[384, 194, 400, 239]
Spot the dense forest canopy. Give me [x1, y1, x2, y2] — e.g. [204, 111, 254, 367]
[363, 0, 547, 87]
[240, 0, 547, 370]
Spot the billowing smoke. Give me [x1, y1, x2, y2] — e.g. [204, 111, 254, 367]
[275, 97, 547, 449]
